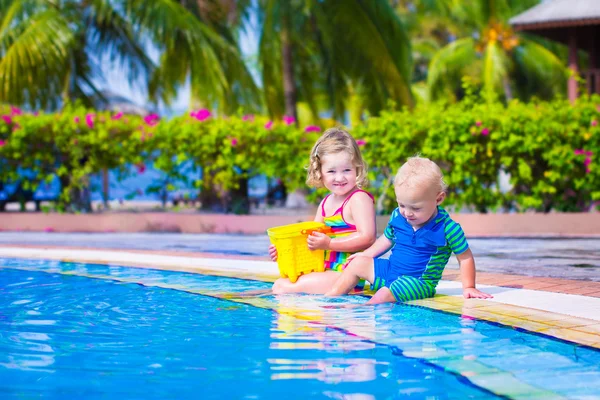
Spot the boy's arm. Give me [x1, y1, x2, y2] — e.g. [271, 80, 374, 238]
[456, 249, 493, 299]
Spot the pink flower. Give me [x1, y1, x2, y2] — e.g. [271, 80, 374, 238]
[592, 120, 598, 127]
[74, 116, 80, 123]
[475, 121, 482, 127]
[10, 106, 22, 116]
[112, 112, 123, 120]
[242, 114, 254, 122]
[356, 139, 366, 146]
[144, 113, 160, 126]
[584, 157, 592, 167]
[282, 115, 295, 125]
[2, 115, 12, 124]
[44, 227, 54, 233]
[33, 111, 39, 116]
[264, 120, 273, 130]
[231, 138, 238, 146]
[85, 113, 94, 129]
[481, 128, 489, 136]
[586, 150, 594, 157]
[304, 125, 321, 133]
[136, 163, 146, 174]
[0, 140, 6, 147]
[191, 109, 211, 121]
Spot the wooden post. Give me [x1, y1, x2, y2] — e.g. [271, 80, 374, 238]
[568, 29, 578, 103]
[591, 29, 600, 94]
[102, 169, 109, 208]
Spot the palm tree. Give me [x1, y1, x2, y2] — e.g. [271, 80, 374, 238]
[0, 0, 151, 109]
[0, 0, 259, 113]
[425, 0, 567, 102]
[256, 0, 414, 122]
[140, 0, 261, 114]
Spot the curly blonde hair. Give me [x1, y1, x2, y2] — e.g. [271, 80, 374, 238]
[306, 127, 368, 188]
[394, 155, 448, 194]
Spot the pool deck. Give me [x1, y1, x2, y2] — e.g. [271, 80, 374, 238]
[1, 244, 599, 350]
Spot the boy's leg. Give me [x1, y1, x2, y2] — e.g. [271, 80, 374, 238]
[325, 256, 375, 296]
[272, 270, 342, 294]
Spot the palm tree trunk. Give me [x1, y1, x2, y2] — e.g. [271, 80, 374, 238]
[281, 7, 298, 123]
[502, 77, 513, 101]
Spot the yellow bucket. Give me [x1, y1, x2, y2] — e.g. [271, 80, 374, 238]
[267, 221, 332, 283]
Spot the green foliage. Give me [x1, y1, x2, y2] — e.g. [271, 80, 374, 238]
[0, 105, 147, 210]
[356, 92, 600, 213]
[1, 93, 599, 214]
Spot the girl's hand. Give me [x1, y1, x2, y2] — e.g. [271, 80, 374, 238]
[307, 232, 331, 250]
[268, 244, 278, 261]
[463, 287, 493, 299]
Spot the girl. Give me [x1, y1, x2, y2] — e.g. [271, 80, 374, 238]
[270, 127, 377, 294]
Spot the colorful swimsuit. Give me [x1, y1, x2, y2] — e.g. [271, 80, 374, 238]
[321, 189, 374, 273]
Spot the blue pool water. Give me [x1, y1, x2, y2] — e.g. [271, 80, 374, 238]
[1, 258, 600, 399]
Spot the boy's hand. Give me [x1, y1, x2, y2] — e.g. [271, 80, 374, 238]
[268, 244, 278, 261]
[463, 287, 493, 299]
[307, 231, 331, 250]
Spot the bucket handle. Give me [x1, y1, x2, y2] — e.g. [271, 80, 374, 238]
[301, 226, 333, 236]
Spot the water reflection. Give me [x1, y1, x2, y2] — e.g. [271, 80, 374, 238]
[1, 331, 56, 372]
[269, 295, 379, 384]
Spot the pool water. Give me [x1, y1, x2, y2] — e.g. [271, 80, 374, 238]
[1, 258, 600, 399]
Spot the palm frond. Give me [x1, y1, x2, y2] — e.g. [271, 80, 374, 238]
[427, 37, 476, 101]
[0, 8, 74, 108]
[320, 0, 414, 111]
[128, 0, 259, 111]
[512, 39, 568, 100]
[87, 0, 154, 87]
[482, 40, 512, 99]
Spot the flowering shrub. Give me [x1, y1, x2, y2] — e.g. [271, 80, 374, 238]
[0, 94, 598, 213]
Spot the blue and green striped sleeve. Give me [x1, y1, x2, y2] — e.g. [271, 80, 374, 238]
[444, 219, 469, 255]
[383, 208, 400, 240]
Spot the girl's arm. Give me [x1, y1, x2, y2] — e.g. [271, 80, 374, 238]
[357, 234, 393, 258]
[308, 191, 376, 252]
[456, 249, 493, 299]
[313, 198, 325, 223]
[270, 198, 325, 262]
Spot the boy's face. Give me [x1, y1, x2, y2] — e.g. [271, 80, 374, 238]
[394, 185, 445, 229]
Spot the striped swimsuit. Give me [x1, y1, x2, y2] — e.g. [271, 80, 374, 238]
[322, 189, 374, 272]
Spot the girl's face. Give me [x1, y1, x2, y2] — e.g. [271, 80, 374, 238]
[320, 152, 358, 197]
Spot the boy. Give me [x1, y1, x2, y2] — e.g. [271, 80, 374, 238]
[325, 156, 492, 304]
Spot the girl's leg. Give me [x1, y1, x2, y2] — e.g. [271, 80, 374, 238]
[325, 256, 375, 296]
[366, 287, 396, 304]
[272, 270, 342, 294]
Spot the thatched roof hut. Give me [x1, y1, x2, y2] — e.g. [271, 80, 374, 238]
[510, 0, 600, 100]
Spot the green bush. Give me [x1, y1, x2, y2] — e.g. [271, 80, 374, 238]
[0, 95, 598, 213]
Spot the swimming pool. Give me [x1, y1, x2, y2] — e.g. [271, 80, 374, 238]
[1, 258, 600, 399]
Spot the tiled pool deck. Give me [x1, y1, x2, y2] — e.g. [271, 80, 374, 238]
[1, 244, 599, 350]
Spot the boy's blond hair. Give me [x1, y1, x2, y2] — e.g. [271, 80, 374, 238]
[306, 127, 368, 188]
[394, 156, 447, 194]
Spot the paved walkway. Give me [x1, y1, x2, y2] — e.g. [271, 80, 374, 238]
[0, 232, 599, 281]
[1, 244, 599, 349]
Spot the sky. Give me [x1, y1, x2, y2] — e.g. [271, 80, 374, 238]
[96, 16, 260, 118]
